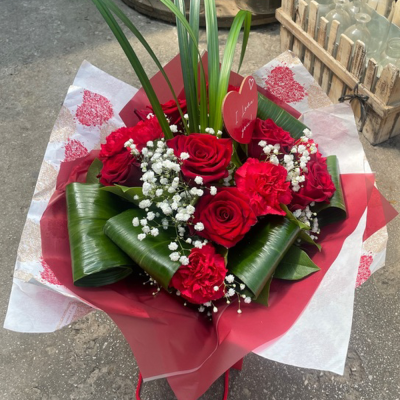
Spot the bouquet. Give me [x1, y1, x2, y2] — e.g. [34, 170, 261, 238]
[9, 1, 396, 399]
[64, 0, 346, 314]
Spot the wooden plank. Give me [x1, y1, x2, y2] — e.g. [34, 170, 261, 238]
[329, 35, 354, 103]
[282, 0, 295, 17]
[363, 110, 398, 144]
[292, 0, 307, 60]
[390, 112, 400, 138]
[276, 9, 400, 117]
[392, 0, 400, 27]
[350, 40, 366, 79]
[280, 26, 294, 52]
[375, 63, 400, 105]
[376, 0, 391, 17]
[347, 41, 367, 126]
[363, 58, 378, 91]
[280, 0, 295, 51]
[321, 20, 340, 93]
[313, 17, 328, 85]
[303, 1, 319, 73]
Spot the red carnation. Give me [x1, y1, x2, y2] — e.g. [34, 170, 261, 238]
[291, 158, 336, 210]
[99, 117, 163, 186]
[235, 158, 292, 216]
[170, 244, 227, 305]
[167, 134, 232, 184]
[192, 188, 257, 248]
[249, 118, 295, 159]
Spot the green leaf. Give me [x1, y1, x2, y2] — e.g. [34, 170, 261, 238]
[86, 158, 103, 184]
[91, 0, 173, 139]
[101, 0, 188, 133]
[281, 204, 310, 230]
[274, 246, 320, 280]
[100, 185, 143, 205]
[297, 230, 322, 251]
[66, 183, 135, 287]
[257, 93, 308, 139]
[227, 216, 300, 298]
[104, 209, 181, 289]
[213, 10, 252, 132]
[313, 155, 347, 227]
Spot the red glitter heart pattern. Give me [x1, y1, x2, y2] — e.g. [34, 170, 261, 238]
[265, 66, 307, 104]
[63, 138, 89, 162]
[355, 253, 373, 287]
[76, 90, 114, 127]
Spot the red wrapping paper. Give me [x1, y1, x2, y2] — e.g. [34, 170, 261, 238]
[40, 149, 397, 399]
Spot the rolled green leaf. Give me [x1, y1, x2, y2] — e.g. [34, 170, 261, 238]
[257, 93, 308, 139]
[274, 246, 320, 280]
[66, 183, 135, 287]
[313, 155, 347, 227]
[227, 216, 300, 298]
[100, 185, 143, 205]
[104, 209, 181, 289]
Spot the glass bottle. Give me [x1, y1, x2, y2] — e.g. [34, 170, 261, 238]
[378, 38, 400, 75]
[325, 0, 352, 43]
[343, 13, 371, 55]
[345, 0, 362, 23]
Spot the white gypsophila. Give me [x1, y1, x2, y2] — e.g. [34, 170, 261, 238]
[150, 228, 159, 237]
[225, 274, 235, 284]
[179, 256, 189, 265]
[213, 286, 219, 292]
[169, 252, 180, 262]
[240, 283, 246, 290]
[244, 297, 252, 304]
[140, 218, 148, 226]
[194, 176, 203, 185]
[194, 222, 204, 231]
[210, 186, 217, 195]
[303, 128, 312, 138]
[194, 240, 203, 249]
[168, 242, 179, 251]
[170, 124, 178, 133]
[180, 152, 189, 160]
[138, 233, 146, 241]
[258, 140, 267, 148]
[142, 226, 150, 234]
[132, 217, 140, 227]
[147, 212, 155, 221]
[228, 288, 235, 297]
[185, 238, 192, 244]
[146, 141, 154, 148]
[270, 154, 279, 166]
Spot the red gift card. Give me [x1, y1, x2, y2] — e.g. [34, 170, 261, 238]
[222, 76, 258, 144]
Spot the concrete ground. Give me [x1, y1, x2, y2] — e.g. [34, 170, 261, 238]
[1, 0, 399, 399]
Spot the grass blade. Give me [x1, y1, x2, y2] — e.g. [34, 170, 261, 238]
[92, 0, 173, 139]
[102, 0, 189, 133]
[204, 0, 220, 128]
[161, 0, 208, 132]
[174, 0, 199, 133]
[213, 10, 252, 132]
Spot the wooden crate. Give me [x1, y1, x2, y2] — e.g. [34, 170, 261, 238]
[275, 0, 400, 144]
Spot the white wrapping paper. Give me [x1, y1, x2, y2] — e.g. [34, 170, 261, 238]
[4, 53, 389, 376]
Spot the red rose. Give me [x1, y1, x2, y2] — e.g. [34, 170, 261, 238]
[167, 134, 232, 184]
[137, 98, 187, 126]
[248, 118, 295, 159]
[192, 188, 257, 248]
[170, 244, 227, 304]
[235, 158, 292, 216]
[291, 158, 336, 210]
[99, 117, 163, 186]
